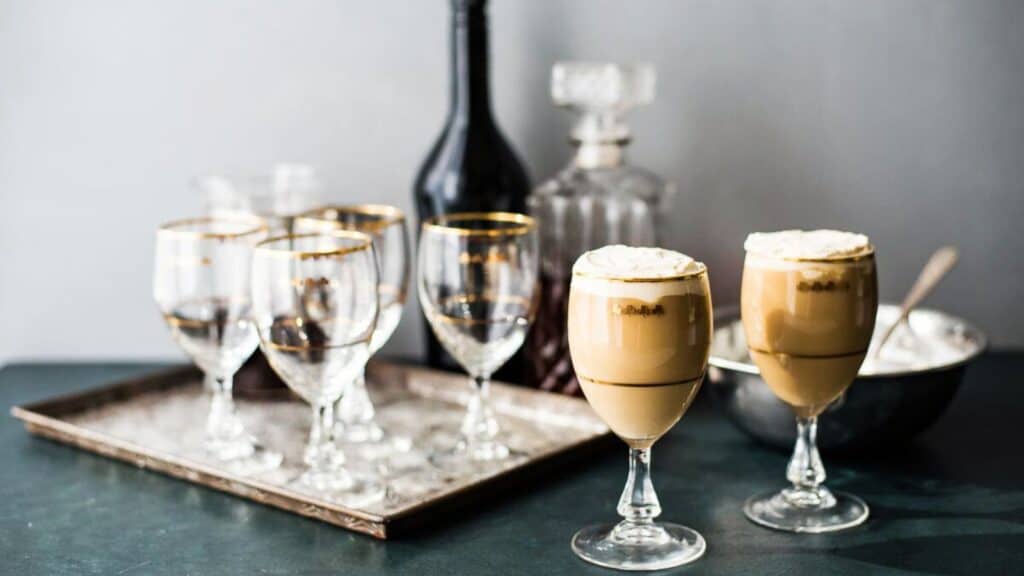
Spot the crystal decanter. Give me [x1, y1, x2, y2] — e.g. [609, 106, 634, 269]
[526, 62, 674, 395]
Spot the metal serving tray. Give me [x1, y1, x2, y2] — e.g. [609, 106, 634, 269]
[11, 362, 610, 539]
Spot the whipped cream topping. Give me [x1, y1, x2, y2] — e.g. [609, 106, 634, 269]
[572, 245, 704, 280]
[744, 229, 871, 260]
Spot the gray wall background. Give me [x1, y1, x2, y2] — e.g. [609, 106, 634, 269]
[2, 0, 1022, 365]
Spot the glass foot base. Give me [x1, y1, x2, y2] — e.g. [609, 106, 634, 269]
[425, 436, 524, 477]
[296, 468, 385, 508]
[336, 421, 385, 444]
[339, 430, 413, 459]
[572, 522, 706, 571]
[206, 438, 282, 476]
[338, 435, 423, 478]
[428, 439, 524, 475]
[457, 438, 510, 461]
[744, 488, 869, 533]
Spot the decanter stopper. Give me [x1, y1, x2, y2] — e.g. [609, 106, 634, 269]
[551, 62, 656, 144]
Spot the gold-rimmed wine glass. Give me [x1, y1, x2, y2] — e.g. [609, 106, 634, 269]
[295, 204, 411, 452]
[153, 216, 283, 474]
[418, 212, 539, 468]
[251, 230, 383, 503]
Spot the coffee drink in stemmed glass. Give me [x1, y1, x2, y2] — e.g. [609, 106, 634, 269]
[741, 229, 878, 533]
[568, 245, 712, 571]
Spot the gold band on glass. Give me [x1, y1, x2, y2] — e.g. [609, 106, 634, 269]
[255, 230, 373, 260]
[437, 293, 532, 306]
[747, 347, 869, 359]
[378, 283, 408, 304]
[296, 204, 406, 234]
[421, 212, 535, 237]
[577, 373, 705, 388]
[158, 216, 268, 240]
[573, 265, 708, 283]
[163, 313, 251, 328]
[262, 336, 372, 352]
[428, 294, 534, 324]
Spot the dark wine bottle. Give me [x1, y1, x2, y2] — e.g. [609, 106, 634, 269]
[413, 0, 531, 383]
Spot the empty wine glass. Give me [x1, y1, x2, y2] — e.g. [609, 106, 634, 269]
[251, 230, 383, 503]
[198, 164, 323, 234]
[295, 205, 410, 450]
[153, 216, 282, 474]
[198, 166, 326, 400]
[418, 212, 539, 469]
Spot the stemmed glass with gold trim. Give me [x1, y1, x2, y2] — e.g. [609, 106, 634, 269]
[567, 246, 712, 571]
[295, 205, 411, 454]
[153, 216, 283, 474]
[251, 230, 383, 503]
[418, 212, 539, 469]
[741, 231, 878, 533]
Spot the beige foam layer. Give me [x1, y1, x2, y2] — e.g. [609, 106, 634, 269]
[570, 272, 708, 302]
[744, 251, 875, 272]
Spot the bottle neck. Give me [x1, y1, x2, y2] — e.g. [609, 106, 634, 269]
[574, 140, 627, 169]
[450, 0, 493, 124]
[570, 112, 630, 169]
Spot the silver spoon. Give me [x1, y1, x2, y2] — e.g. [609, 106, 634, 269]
[873, 246, 959, 357]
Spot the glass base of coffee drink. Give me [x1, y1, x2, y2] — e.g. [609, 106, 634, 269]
[572, 522, 706, 571]
[744, 488, 868, 533]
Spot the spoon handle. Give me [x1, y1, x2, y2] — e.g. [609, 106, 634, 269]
[873, 246, 959, 356]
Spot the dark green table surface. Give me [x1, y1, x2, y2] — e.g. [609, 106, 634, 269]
[3, 355, 1023, 575]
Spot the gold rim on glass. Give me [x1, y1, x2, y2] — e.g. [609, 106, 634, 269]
[297, 204, 406, 234]
[255, 230, 374, 260]
[158, 216, 268, 239]
[573, 264, 708, 283]
[263, 336, 372, 352]
[421, 212, 535, 237]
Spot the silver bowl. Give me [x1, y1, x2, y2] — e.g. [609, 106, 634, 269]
[707, 304, 987, 452]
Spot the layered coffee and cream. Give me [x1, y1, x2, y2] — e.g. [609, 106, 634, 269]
[741, 230, 878, 418]
[568, 246, 712, 448]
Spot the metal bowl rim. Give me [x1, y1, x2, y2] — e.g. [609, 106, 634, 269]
[708, 303, 988, 380]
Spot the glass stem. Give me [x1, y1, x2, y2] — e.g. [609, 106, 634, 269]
[337, 370, 374, 426]
[616, 447, 662, 527]
[461, 375, 500, 443]
[785, 416, 830, 506]
[205, 372, 243, 442]
[305, 401, 340, 471]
